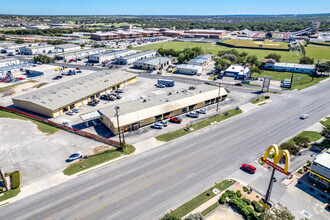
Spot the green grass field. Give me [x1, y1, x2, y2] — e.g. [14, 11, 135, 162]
[320, 117, 330, 127]
[222, 39, 289, 50]
[287, 131, 323, 145]
[305, 45, 330, 61]
[135, 41, 302, 63]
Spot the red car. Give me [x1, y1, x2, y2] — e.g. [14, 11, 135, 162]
[170, 117, 182, 123]
[1, 78, 8, 82]
[241, 164, 256, 174]
[16, 77, 24, 81]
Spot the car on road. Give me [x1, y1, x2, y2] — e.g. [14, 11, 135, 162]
[196, 108, 207, 114]
[67, 153, 82, 162]
[155, 84, 165, 88]
[300, 114, 309, 119]
[235, 83, 243, 86]
[151, 123, 163, 129]
[186, 112, 199, 118]
[241, 164, 256, 174]
[170, 117, 182, 123]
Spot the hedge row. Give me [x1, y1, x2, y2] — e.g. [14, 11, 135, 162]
[10, 171, 20, 189]
[252, 200, 265, 213]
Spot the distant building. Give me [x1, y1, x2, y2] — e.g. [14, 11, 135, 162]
[0, 58, 21, 68]
[182, 29, 226, 38]
[91, 32, 120, 41]
[176, 64, 203, 75]
[54, 48, 106, 61]
[224, 64, 250, 78]
[25, 64, 61, 76]
[262, 59, 316, 74]
[309, 149, 330, 189]
[27, 25, 50, 30]
[12, 70, 137, 118]
[133, 57, 171, 70]
[50, 23, 75, 29]
[88, 50, 135, 63]
[55, 44, 81, 52]
[117, 50, 157, 65]
[98, 84, 228, 134]
[0, 63, 33, 77]
[19, 45, 55, 55]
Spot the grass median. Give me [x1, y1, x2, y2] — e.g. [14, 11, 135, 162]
[0, 109, 59, 135]
[156, 108, 242, 142]
[250, 95, 269, 104]
[63, 144, 135, 176]
[0, 188, 21, 203]
[320, 117, 330, 127]
[168, 179, 236, 219]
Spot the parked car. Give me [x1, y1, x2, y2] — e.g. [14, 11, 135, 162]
[235, 83, 243, 86]
[196, 108, 207, 114]
[72, 108, 79, 113]
[88, 99, 100, 106]
[76, 67, 81, 70]
[151, 123, 163, 129]
[116, 95, 122, 99]
[186, 112, 199, 118]
[1, 78, 8, 82]
[66, 111, 74, 116]
[53, 75, 62, 80]
[170, 117, 182, 123]
[116, 88, 124, 93]
[16, 77, 24, 81]
[62, 122, 71, 127]
[160, 121, 168, 127]
[77, 70, 82, 73]
[241, 164, 256, 174]
[241, 80, 250, 84]
[67, 153, 82, 162]
[300, 114, 309, 120]
[76, 58, 82, 61]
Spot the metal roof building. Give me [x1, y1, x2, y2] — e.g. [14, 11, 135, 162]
[54, 48, 106, 61]
[12, 70, 137, 118]
[55, 44, 81, 52]
[117, 50, 157, 65]
[88, 50, 135, 63]
[98, 84, 228, 134]
[176, 64, 203, 75]
[133, 57, 171, 70]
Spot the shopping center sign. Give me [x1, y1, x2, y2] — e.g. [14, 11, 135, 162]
[261, 144, 291, 175]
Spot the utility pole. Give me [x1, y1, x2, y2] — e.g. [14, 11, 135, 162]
[216, 83, 221, 113]
[290, 67, 294, 89]
[115, 106, 122, 146]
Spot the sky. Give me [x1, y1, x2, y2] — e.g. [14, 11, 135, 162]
[0, 0, 329, 15]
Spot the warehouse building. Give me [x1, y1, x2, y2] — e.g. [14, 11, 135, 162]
[183, 29, 226, 38]
[12, 70, 137, 118]
[133, 57, 171, 70]
[0, 63, 33, 77]
[262, 59, 316, 74]
[187, 54, 214, 67]
[0, 58, 21, 68]
[309, 149, 330, 190]
[55, 48, 106, 61]
[88, 50, 135, 63]
[224, 64, 250, 78]
[55, 44, 81, 52]
[98, 84, 228, 134]
[117, 50, 157, 65]
[19, 45, 55, 55]
[176, 64, 203, 75]
[91, 32, 121, 41]
[25, 64, 62, 76]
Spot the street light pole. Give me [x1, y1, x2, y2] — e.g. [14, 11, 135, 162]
[216, 83, 221, 113]
[115, 106, 122, 146]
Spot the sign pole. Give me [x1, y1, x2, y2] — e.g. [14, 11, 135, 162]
[264, 167, 276, 204]
[0, 169, 8, 190]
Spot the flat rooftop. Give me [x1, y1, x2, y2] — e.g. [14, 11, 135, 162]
[314, 149, 330, 169]
[274, 63, 315, 69]
[13, 70, 137, 111]
[98, 84, 228, 128]
[134, 57, 171, 66]
[91, 50, 131, 58]
[176, 64, 202, 70]
[26, 64, 58, 72]
[23, 45, 54, 49]
[55, 44, 81, 49]
[118, 50, 156, 60]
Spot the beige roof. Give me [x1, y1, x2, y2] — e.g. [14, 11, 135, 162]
[25, 64, 59, 72]
[13, 70, 136, 111]
[99, 84, 228, 128]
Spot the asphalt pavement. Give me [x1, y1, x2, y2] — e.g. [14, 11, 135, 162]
[0, 79, 329, 220]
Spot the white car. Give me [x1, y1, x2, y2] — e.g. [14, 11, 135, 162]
[186, 112, 199, 118]
[197, 108, 207, 114]
[300, 114, 309, 119]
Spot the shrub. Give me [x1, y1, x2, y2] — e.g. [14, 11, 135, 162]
[298, 169, 303, 174]
[265, 95, 270, 99]
[280, 142, 299, 155]
[242, 198, 251, 205]
[0, 187, 3, 193]
[10, 171, 20, 189]
[219, 196, 227, 204]
[252, 201, 264, 213]
[161, 213, 180, 220]
[243, 186, 249, 192]
[183, 212, 203, 220]
[236, 190, 242, 198]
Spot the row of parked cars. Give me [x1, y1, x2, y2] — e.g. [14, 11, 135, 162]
[53, 68, 83, 80]
[66, 108, 80, 116]
[0, 77, 24, 83]
[150, 109, 207, 130]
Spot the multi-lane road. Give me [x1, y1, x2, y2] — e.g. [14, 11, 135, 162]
[0, 79, 329, 220]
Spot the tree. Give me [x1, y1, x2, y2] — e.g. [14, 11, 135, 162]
[158, 47, 167, 56]
[0, 36, 5, 41]
[218, 49, 239, 57]
[47, 40, 65, 45]
[80, 44, 85, 48]
[33, 55, 55, 64]
[161, 213, 180, 220]
[265, 53, 281, 62]
[293, 136, 310, 149]
[299, 56, 314, 64]
[280, 142, 299, 155]
[246, 55, 259, 66]
[321, 125, 330, 141]
[183, 212, 203, 220]
[220, 54, 237, 63]
[264, 203, 295, 220]
[191, 47, 204, 56]
[15, 39, 25, 44]
[126, 45, 133, 50]
[215, 59, 230, 72]
[316, 61, 330, 73]
[249, 66, 261, 77]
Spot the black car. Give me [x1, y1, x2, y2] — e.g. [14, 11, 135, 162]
[88, 99, 100, 106]
[53, 75, 63, 80]
[235, 83, 242, 86]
